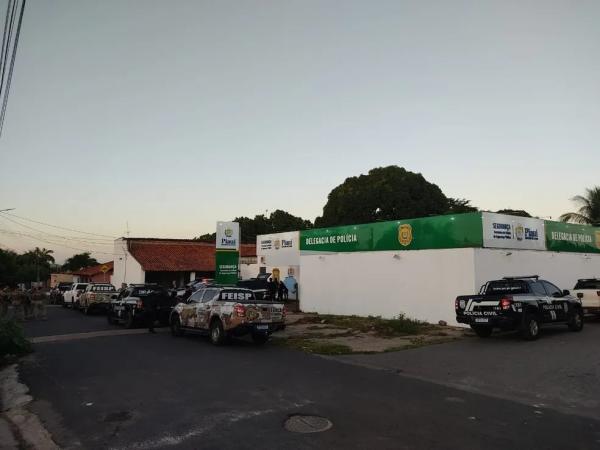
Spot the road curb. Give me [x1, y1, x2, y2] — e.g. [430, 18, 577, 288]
[0, 364, 59, 449]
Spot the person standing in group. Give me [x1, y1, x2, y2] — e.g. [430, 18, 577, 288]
[0, 286, 11, 319]
[145, 292, 158, 333]
[267, 278, 277, 301]
[31, 287, 47, 320]
[24, 289, 33, 320]
[278, 281, 288, 302]
[12, 288, 26, 321]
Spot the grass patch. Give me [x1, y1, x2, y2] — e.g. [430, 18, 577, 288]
[298, 313, 429, 337]
[274, 337, 354, 355]
[0, 318, 32, 365]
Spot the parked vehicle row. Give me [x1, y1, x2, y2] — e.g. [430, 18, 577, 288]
[456, 275, 585, 340]
[60, 280, 287, 346]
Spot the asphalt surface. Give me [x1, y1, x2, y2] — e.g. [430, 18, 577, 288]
[17, 307, 600, 449]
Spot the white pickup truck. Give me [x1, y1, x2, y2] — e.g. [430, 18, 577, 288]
[573, 278, 600, 316]
[62, 282, 89, 309]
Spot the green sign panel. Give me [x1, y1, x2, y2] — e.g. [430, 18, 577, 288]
[545, 221, 600, 254]
[215, 250, 239, 284]
[300, 212, 483, 253]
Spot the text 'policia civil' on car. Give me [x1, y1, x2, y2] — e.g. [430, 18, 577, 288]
[170, 285, 286, 345]
[455, 275, 584, 340]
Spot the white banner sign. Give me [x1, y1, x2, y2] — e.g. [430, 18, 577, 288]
[216, 221, 240, 250]
[482, 212, 546, 250]
[257, 231, 300, 266]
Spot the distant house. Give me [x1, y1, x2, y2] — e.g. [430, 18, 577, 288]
[112, 238, 256, 288]
[72, 261, 114, 284]
[49, 272, 74, 288]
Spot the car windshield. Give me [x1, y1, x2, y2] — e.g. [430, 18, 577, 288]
[485, 280, 529, 295]
[574, 280, 600, 289]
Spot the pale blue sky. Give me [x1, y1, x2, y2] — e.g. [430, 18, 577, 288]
[1, 0, 599, 262]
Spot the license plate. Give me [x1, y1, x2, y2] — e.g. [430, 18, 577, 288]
[475, 318, 489, 323]
[255, 325, 269, 331]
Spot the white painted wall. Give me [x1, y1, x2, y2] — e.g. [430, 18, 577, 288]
[112, 239, 145, 288]
[300, 248, 477, 325]
[474, 248, 600, 291]
[239, 263, 260, 280]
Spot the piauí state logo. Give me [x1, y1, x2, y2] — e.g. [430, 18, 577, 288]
[224, 228, 233, 238]
[515, 224, 525, 241]
[398, 224, 413, 247]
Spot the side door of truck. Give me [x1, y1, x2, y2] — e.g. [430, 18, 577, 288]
[179, 289, 204, 328]
[541, 280, 567, 322]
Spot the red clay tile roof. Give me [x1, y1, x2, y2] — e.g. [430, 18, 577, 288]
[72, 261, 114, 276]
[126, 239, 256, 272]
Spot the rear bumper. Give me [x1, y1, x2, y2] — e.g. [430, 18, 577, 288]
[583, 306, 600, 315]
[456, 314, 519, 329]
[229, 322, 286, 336]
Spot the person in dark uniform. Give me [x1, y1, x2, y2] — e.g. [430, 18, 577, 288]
[278, 281, 288, 301]
[145, 292, 158, 333]
[267, 278, 277, 301]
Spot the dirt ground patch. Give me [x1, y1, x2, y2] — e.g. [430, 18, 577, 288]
[278, 313, 467, 354]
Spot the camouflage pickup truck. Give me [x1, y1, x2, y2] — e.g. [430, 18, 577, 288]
[169, 285, 285, 345]
[79, 283, 117, 314]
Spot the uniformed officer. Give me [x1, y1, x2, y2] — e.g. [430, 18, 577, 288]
[0, 286, 11, 319]
[31, 287, 47, 320]
[145, 292, 158, 333]
[12, 288, 26, 321]
[24, 288, 33, 320]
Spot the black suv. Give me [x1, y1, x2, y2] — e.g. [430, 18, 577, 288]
[455, 275, 584, 340]
[107, 284, 175, 328]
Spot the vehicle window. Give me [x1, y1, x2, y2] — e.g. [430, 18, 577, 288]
[188, 290, 204, 303]
[202, 289, 218, 302]
[77, 284, 88, 290]
[542, 281, 562, 297]
[485, 280, 529, 295]
[132, 287, 162, 296]
[529, 281, 547, 296]
[574, 280, 600, 289]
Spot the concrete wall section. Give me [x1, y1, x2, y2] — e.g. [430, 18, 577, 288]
[112, 239, 145, 287]
[474, 248, 600, 291]
[300, 248, 477, 325]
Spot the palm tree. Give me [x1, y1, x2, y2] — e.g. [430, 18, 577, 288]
[559, 187, 600, 226]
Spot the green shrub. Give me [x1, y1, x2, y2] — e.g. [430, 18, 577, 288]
[0, 318, 32, 360]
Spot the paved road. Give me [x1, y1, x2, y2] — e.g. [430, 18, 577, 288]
[337, 319, 600, 420]
[18, 308, 600, 449]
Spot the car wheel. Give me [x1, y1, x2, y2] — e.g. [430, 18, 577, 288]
[471, 325, 493, 338]
[251, 332, 269, 345]
[62, 302, 67, 308]
[520, 314, 540, 340]
[209, 319, 225, 345]
[171, 315, 184, 337]
[123, 310, 135, 329]
[567, 309, 584, 332]
[107, 311, 116, 325]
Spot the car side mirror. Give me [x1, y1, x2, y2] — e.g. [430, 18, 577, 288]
[562, 289, 570, 296]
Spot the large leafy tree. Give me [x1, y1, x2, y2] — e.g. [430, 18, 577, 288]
[496, 209, 531, 218]
[62, 252, 98, 272]
[195, 210, 313, 244]
[559, 187, 600, 226]
[315, 166, 458, 227]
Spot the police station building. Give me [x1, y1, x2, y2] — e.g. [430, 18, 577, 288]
[255, 212, 600, 325]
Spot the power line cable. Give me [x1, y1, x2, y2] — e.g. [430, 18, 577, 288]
[0, 213, 115, 244]
[0, 0, 16, 101]
[0, 211, 118, 238]
[0, 0, 24, 137]
[0, 1, 13, 93]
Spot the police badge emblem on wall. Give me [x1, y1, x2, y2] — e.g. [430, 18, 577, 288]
[398, 224, 413, 247]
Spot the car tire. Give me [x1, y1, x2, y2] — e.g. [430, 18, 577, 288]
[107, 311, 116, 325]
[209, 319, 225, 345]
[171, 315, 184, 337]
[471, 326, 493, 338]
[123, 309, 135, 329]
[62, 302, 67, 308]
[520, 314, 540, 340]
[251, 332, 269, 345]
[567, 309, 584, 332]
